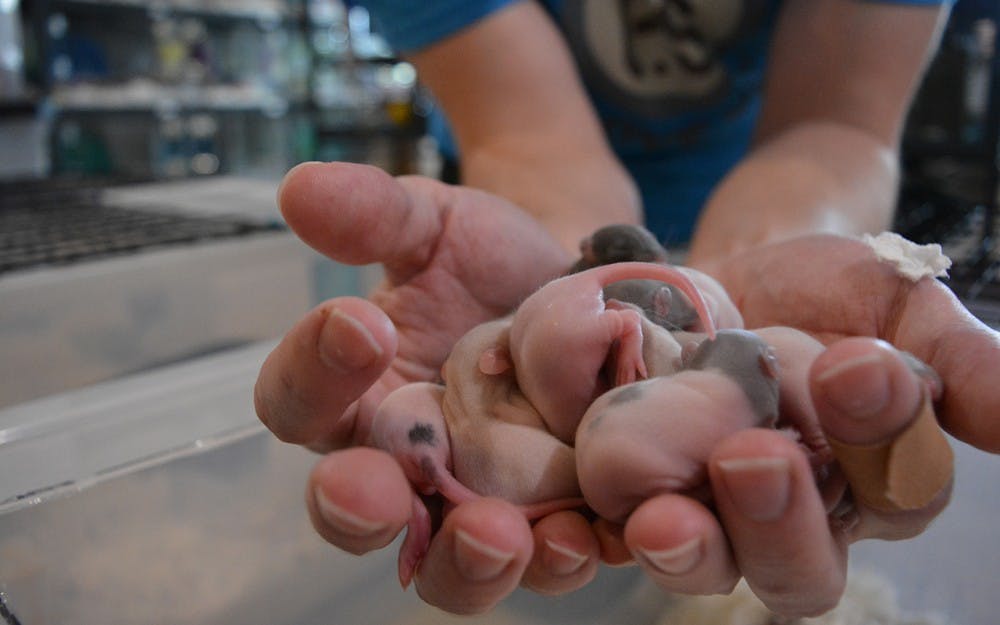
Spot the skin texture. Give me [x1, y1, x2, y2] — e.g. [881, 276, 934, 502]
[509, 262, 717, 443]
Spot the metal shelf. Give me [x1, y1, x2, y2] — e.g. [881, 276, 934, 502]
[47, 82, 300, 115]
[49, 0, 302, 26]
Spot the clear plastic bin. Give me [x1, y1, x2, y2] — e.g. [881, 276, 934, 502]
[0, 341, 996, 624]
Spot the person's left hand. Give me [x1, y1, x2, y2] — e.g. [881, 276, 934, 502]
[255, 162, 619, 614]
[605, 234, 1000, 616]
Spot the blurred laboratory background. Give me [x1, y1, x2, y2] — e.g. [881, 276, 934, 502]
[0, 1, 998, 624]
[2, 0, 431, 182]
[1, 0, 434, 409]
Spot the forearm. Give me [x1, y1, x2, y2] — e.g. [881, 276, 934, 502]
[687, 0, 946, 271]
[460, 136, 641, 254]
[408, 1, 640, 254]
[687, 121, 899, 269]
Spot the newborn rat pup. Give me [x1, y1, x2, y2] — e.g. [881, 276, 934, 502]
[604, 279, 701, 331]
[575, 326, 831, 523]
[680, 328, 781, 425]
[569, 223, 671, 273]
[369, 260, 717, 584]
[569, 224, 701, 332]
[369, 319, 584, 587]
[509, 261, 717, 443]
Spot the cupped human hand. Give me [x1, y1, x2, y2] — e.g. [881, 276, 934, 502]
[253, 161, 610, 613]
[608, 234, 1000, 617]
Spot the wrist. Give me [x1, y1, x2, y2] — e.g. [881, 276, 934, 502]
[461, 145, 643, 254]
[687, 122, 899, 268]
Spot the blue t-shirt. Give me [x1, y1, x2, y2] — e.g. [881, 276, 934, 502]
[359, 0, 951, 245]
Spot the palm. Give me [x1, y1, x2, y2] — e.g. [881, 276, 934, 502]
[283, 168, 570, 445]
[708, 235, 1000, 452]
[710, 236, 899, 340]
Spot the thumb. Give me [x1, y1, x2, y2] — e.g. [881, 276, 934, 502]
[809, 337, 953, 540]
[278, 161, 448, 277]
[255, 296, 398, 450]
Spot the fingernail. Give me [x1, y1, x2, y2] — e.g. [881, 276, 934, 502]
[543, 539, 589, 576]
[717, 457, 791, 522]
[815, 353, 889, 419]
[314, 487, 387, 537]
[319, 309, 383, 372]
[454, 530, 515, 582]
[637, 536, 702, 576]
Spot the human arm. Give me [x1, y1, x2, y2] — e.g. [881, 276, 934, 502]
[687, 0, 949, 267]
[258, 164, 999, 618]
[254, 0, 995, 617]
[405, 0, 641, 252]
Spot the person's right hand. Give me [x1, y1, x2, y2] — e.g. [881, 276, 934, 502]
[254, 161, 605, 614]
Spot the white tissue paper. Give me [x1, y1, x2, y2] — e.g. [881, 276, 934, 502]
[861, 232, 952, 282]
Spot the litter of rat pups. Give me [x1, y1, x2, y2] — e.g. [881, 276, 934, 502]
[367, 224, 953, 593]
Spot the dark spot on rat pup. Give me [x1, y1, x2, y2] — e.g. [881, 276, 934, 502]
[585, 385, 644, 432]
[606, 384, 646, 406]
[408, 423, 437, 446]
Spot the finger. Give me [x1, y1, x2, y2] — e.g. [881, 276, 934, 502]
[709, 429, 848, 618]
[277, 161, 448, 279]
[278, 161, 569, 302]
[810, 337, 954, 540]
[413, 498, 534, 615]
[890, 276, 1000, 452]
[306, 447, 413, 555]
[625, 494, 740, 596]
[254, 297, 397, 447]
[521, 511, 600, 595]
